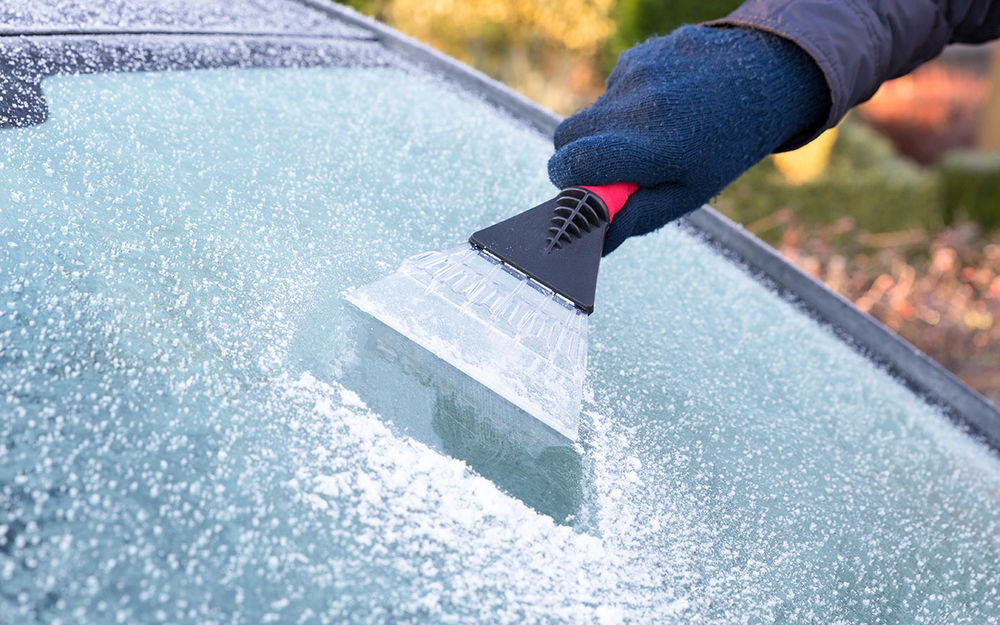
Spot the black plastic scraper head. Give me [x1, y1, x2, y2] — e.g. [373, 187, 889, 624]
[470, 187, 611, 314]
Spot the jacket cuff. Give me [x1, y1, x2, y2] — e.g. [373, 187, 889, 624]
[705, 3, 861, 150]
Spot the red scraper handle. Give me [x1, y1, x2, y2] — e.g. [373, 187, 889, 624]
[469, 182, 641, 313]
[579, 182, 639, 222]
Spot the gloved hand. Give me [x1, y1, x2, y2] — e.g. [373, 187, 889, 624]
[548, 25, 831, 254]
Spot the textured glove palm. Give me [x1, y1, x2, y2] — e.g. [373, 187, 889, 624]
[548, 25, 830, 254]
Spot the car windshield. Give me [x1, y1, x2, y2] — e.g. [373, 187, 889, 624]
[2, 51, 1000, 624]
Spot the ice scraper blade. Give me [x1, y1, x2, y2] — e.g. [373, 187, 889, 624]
[347, 183, 637, 441]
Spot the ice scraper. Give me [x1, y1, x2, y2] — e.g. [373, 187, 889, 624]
[347, 182, 637, 442]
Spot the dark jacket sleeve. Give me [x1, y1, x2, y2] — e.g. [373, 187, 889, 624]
[709, 0, 1000, 144]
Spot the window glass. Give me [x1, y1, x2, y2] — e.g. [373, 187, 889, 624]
[2, 65, 999, 624]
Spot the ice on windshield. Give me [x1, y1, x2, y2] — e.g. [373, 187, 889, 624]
[2, 64, 999, 624]
[0, 0, 368, 37]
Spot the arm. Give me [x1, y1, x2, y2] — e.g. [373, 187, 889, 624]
[550, 0, 1000, 254]
[711, 0, 1000, 147]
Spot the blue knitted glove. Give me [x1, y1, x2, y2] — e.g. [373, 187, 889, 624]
[548, 25, 831, 254]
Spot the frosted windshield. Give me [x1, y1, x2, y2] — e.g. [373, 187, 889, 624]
[0, 0, 366, 36]
[2, 64, 999, 624]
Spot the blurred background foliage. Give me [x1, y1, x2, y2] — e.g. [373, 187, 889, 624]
[612, 0, 742, 55]
[335, 0, 1000, 404]
[339, 0, 742, 112]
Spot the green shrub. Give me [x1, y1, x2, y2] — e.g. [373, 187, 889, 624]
[613, 0, 742, 51]
[940, 150, 1000, 229]
[714, 117, 942, 243]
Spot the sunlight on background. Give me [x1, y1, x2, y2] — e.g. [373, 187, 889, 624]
[341, 0, 616, 113]
[772, 127, 839, 185]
